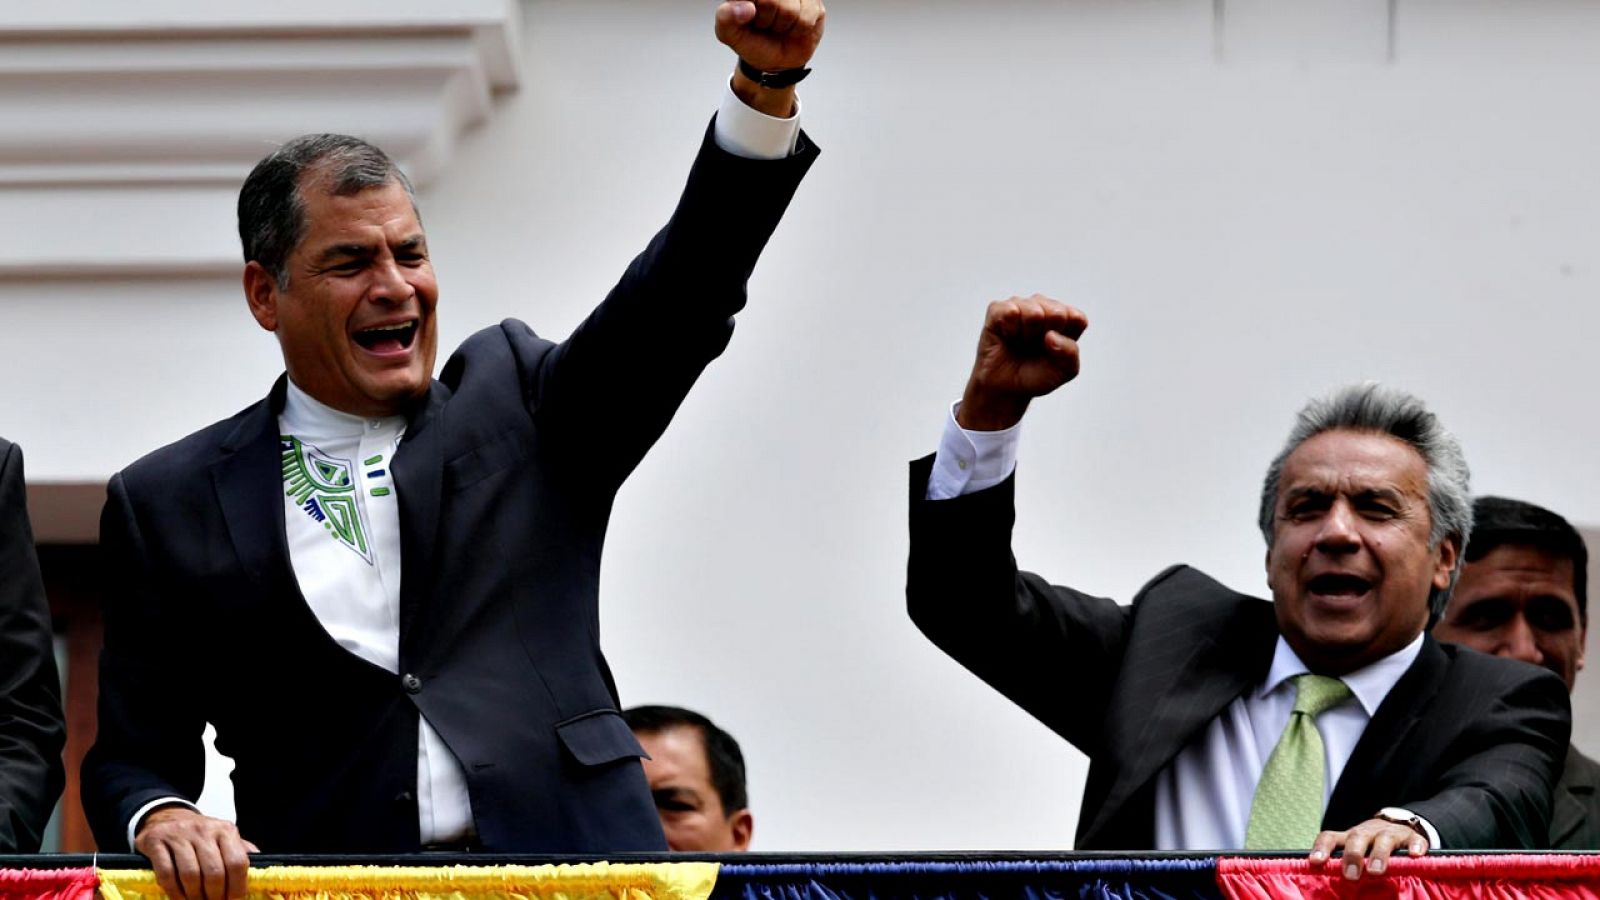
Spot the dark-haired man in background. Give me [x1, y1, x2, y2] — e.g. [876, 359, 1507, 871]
[1433, 496, 1597, 849]
[625, 705, 752, 852]
[82, 1, 822, 896]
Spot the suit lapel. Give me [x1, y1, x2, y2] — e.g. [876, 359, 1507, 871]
[1324, 636, 1445, 828]
[1547, 747, 1592, 848]
[213, 378, 296, 595]
[392, 381, 449, 664]
[1082, 599, 1279, 844]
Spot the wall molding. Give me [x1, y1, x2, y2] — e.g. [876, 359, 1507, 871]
[0, 1, 520, 278]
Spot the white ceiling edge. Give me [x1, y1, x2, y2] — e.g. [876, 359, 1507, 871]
[0, 0, 520, 279]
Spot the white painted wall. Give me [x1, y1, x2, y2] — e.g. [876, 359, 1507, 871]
[4, 0, 1600, 850]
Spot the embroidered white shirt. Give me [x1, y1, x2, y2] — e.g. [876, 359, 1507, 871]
[125, 80, 803, 849]
[275, 379, 475, 845]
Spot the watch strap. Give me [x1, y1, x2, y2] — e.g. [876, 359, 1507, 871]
[738, 57, 811, 88]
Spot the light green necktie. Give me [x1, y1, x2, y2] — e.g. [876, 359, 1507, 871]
[1243, 673, 1353, 849]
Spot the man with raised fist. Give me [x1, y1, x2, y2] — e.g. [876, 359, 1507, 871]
[908, 296, 1568, 874]
[84, 1, 823, 895]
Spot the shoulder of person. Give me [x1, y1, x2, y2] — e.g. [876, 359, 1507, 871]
[437, 319, 557, 387]
[115, 396, 274, 496]
[1132, 564, 1268, 615]
[1437, 639, 1569, 697]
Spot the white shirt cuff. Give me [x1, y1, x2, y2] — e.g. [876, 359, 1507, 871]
[926, 401, 1022, 500]
[712, 77, 801, 160]
[1404, 809, 1442, 849]
[127, 796, 201, 850]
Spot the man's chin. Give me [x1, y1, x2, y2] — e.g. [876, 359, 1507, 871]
[355, 374, 430, 416]
[1282, 623, 1381, 674]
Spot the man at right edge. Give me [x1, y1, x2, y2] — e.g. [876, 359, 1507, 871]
[907, 296, 1570, 876]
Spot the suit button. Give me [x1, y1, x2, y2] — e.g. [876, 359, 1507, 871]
[395, 790, 414, 805]
[402, 673, 422, 694]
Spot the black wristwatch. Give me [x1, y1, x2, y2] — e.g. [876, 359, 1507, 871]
[738, 57, 811, 88]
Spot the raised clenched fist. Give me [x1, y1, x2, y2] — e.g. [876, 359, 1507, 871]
[957, 295, 1089, 432]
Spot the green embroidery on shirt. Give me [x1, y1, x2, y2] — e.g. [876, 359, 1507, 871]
[281, 435, 372, 564]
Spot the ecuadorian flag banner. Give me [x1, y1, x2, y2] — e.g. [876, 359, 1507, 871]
[1, 855, 1597, 900]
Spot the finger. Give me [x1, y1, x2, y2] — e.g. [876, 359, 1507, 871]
[716, 1, 756, 27]
[1308, 830, 1342, 864]
[1406, 832, 1428, 857]
[243, 839, 261, 854]
[986, 299, 1024, 339]
[1044, 331, 1081, 371]
[752, 0, 780, 30]
[170, 839, 205, 900]
[221, 835, 252, 900]
[1365, 829, 1401, 875]
[149, 842, 185, 900]
[774, 0, 801, 35]
[1021, 304, 1087, 344]
[1028, 295, 1088, 338]
[194, 834, 227, 900]
[1341, 828, 1373, 881]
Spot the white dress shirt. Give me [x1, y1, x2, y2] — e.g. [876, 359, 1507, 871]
[1150, 633, 1429, 849]
[125, 78, 803, 848]
[926, 403, 1441, 849]
[275, 380, 475, 844]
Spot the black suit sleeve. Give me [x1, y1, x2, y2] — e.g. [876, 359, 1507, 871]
[81, 473, 207, 850]
[906, 455, 1132, 756]
[521, 118, 819, 489]
[1404, 660, 1571, 849]
[0, 440, 65, 852]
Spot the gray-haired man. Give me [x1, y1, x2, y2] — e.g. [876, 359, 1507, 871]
[908, 296, 1570, 875]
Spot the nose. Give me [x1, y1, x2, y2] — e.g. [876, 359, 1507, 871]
[1497, 615, 1545, 667]
[368, 257, 412, 305]
[1313, 500, 1361, 554]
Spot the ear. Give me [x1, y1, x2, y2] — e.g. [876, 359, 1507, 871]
[728, 809, 753, 851]
[1263, 545, 1279, 595]
[243, 261, 281, 332]
[1431, 532, 1462, 590]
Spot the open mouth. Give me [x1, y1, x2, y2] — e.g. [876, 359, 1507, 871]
[1307, 573, 1374, 598]
[352, 321, 418, 354]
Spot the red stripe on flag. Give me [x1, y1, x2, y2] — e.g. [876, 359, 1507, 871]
[0, 868, 99, 900]
[1218, 855, 1600, 900]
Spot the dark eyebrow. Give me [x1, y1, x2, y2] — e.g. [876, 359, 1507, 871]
[314, 243, 375, 264]
[312, 234, 426, 266]
[1352, 487, 1406, 504]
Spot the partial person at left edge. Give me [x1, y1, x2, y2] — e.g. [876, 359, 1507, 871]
[0, 437, 67, 852]
[81, 1, 821, 897]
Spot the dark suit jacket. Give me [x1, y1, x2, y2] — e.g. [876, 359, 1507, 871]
[82, 122, 817, 854]
[0, 438, 66, 852]
[1551, 744, 1600, 850]
[906, 457, 1571, 849]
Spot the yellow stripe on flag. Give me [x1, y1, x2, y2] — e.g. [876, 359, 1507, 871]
[97, 863, 720, 900]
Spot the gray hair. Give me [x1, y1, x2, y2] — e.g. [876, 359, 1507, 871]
[1257, 382, 1473, 620]
[237, 134, 417, 288]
